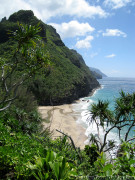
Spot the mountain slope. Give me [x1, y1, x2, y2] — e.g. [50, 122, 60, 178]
[89, 67, 107, 78]
[0, 10, 100, 105]
[91, 71, 102, 79]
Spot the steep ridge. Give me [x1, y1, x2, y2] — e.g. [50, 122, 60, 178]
[0, 10, 100, 105]
[89, 67, 107, 78]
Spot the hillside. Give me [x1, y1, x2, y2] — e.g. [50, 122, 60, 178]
[89, 67, 107, 79]
[90, 71, 102, 79]
[0, 10, 100, 105]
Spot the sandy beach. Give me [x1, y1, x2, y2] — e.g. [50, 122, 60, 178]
[38, 104, 87, 149]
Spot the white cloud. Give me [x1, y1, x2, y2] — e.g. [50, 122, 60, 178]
[0, 0, 31, 20]
[75, 36, 94, 49]
[105, 54, 116, 58]
[0, 0, 108, 21]
[103, 29, 127, 37]
[50, 21, 94, 39]
[104, 0, 132, 9]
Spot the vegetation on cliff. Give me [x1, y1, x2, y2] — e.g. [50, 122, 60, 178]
[90, 71, 102, 79]
[89, 67, 107, 79]
[0, 17, 135, 179]
[0, 10, 99, 106]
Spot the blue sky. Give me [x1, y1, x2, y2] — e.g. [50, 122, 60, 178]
[1, 0, 135, 77]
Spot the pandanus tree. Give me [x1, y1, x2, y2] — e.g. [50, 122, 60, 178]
[0, 23, 50, 111]
[89, 91, 135, 154]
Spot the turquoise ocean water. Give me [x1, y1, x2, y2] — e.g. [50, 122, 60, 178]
[72, 77, 135, 146]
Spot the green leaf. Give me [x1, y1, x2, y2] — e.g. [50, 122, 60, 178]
[129, 159, 135, 165]
[125, 152, 130, 160]
[53, 162, 60, 180]
[103, 164, 113, 176]
[130, 166, 135, 174]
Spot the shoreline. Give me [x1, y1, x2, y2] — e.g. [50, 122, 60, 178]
[87, 85, 102, 98]
[38, 104, 87, 149]
[38, 87, 100, 149]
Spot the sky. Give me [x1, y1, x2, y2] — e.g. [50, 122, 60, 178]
[0, 0, 135, 77]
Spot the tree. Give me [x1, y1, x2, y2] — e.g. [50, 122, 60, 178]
[89, 91, 135, 154]
[0, 23, 50, 111]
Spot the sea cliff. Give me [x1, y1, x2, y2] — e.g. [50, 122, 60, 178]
[0, 10, 100, 105]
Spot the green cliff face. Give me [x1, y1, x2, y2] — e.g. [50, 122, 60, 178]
[91, 71, 102, 79]
[89, 67, 107, 79]
[0, 10, 99, 105]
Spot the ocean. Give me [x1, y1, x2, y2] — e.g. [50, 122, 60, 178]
[72, 77, 135, 148]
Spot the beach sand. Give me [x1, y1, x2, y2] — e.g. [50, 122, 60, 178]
[38, 104, 87, 149]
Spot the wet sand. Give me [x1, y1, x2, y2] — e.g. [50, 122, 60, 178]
[38, 104, 87, 149]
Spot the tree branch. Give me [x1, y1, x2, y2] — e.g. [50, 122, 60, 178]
[0, 101, 12, 112]
[127, 137, 135, 142]
[125, 120, 135, 141]
[100, 125, 116, 152]
[104, 145, 115, 153]
[56, 129, 82, 162]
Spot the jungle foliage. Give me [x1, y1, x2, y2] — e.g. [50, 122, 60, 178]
[0, 11, 135, 179]
[1, 94, 135, 179]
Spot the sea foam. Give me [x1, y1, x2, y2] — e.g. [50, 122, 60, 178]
[72, 86, 120, 157]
